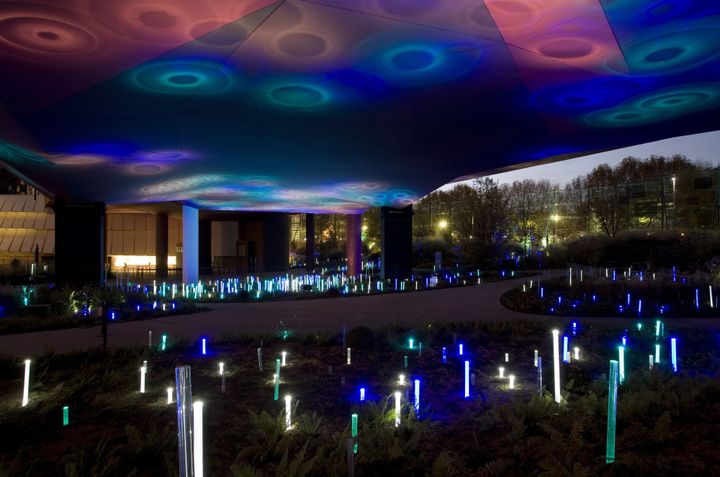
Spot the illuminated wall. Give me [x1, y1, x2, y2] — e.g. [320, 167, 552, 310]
[0, 0, 718, 213]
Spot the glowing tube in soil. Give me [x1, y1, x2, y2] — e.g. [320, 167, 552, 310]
[505, 353, 509, 363]
[671, 338, 678, 373]
[414, 379, 421, 416]
[394, 391, 401, 427]
[408, 338, 414, 349]
[509, 375, 515, 389]
[563, 336, 569, 363]
[22, 359, 30, 407]
[534, 349, 538, 367]
[167, 387, 173, 404]
[464, 361, 470, 398]
[442, 347, 447, 363]
[359, 387, 366, 401]
[404, 355, 408, 368]
[606, 360, 619, 464]
[161, 334, 167, 351]
[351, 413, 358, 454]
[140, 365, 147, 393]
[618, 346, 625, 383]
[63, 406, 69, 426]
[274, 359, 281, 401]
[201, 338, 207, 356]
[649, 354, 654, 369]
[193, 401, 204, 477]
[398, 374, 405, 386]
[655, 344, 661, 364]
[458, 344, 464, 356]
[574, 347, 580, 360]
[498, 366, 505, 378]
[552, 329, 561, 403]
[281, 351, 287, 366]
[219, 362, 224, 376]
[284, 395, 292, 431]
[175, 366, 193, 477]
[347, 348, 352, 366]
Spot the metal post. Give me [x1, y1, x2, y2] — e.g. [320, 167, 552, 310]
[175, 366, 194, 477]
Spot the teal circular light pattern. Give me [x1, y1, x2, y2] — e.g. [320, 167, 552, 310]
[585, 83, 720, 128]
[619, 23, 720, 74]
[132, 60, 232, 95]
[268, 84, 329, 108]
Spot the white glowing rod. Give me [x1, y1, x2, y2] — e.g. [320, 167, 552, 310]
[505, 353, 509, 363]
[710, 286, 714, 308]
[458, 344, 464, 356]
[534, 349, 538, 367]
[464, 361, 470, 398]
[281, 351, 287, 366]
[347, 347, 352, 366]
[671, 338, 678, 373]
[509, 375, 515, 389]
[398, 374, 405, 386]
[552, 329, 561, 403]
[649, 354, 654, 369]
[218, 362, 224, 376]
[563, 336, 569, 363]
[655, 344, 661, 364]
[394, 391, 401, 427]
[574, 347, 580, 360]
[414, 379, 420, 416]
[193, 401, 204, 477]
[285, 395, 293, 431]
[498, 366, 505, 378]
[167, 387, 173, 404]
[22, 359, 30, 407]
[618, 346, 625, 383]
[140, 365, 147, 393]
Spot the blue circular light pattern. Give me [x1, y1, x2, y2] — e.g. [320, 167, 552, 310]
[268, 84, 330, 108]
[533, 77, 647, 114]
[132, 59, 233, 95]
[585, 83, 720, 128]
[618, 23, 720, 75]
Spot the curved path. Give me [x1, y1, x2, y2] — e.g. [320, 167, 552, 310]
[0, 272, 716, 357]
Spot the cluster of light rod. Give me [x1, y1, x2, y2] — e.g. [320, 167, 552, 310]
[534, 350, 538, 367]
[394, 391, 401, 427]
[167, 387, 174, 404]
[274, 358, 281, 401]
[62, 406, 69, 426]
[193, 401, 204, 477]
[618, 346, 625, 384]
[606, 360, 619, 464]
[281, 351, 287, 366]
[464, 361, 470, 398]
[671, 338, 678, 373]
[347, 348, 352, 366]
[22, 359, 30, 407]
[351, 413, 358, 454]
[414, 379, 420, 417]
[284, 395, 293, 431]
[140, 363, 147, 393]
[552, 330, 561, 403]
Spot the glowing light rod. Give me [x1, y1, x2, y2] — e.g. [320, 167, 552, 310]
[351, 413, 358, 454]
[274, 358, 281, 401]
[193, 401, 204, 477]
[414, 379, 420, 417]
[552, 329, 561, 403]
[394, 391, 401, 427]
[22, 359, 30, 407]
[671, 338, 678, 373]
[285, 395, 293, 431]
[464, 361, 470, 398]
[618, 346, 625, 384]
[606, 360, 619, 464]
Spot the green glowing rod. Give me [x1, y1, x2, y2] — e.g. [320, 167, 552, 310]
[606, 360, 619, 464]
[62, 406, 69, 426]
[274, 358, 281, 401]
[351, 413, 358, 454]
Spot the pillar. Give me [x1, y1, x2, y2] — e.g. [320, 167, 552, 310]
[305, 213, 315, 272]
[346, 214, 362, 276]
[155, 212, 168, 278]
[380, 205, 413, 280]
[182, 205, 198, 283]
[262, 213, 290, 272]
[199, 219, 212, 275]
[54, 201, 106, 285]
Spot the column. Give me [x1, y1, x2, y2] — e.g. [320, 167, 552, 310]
[155, 212, 168, 278]
[182, 205, 198, 284]
[54, 201, 106, 285]
[199, 219, 212, 276]
[380, 205, 413, 280]
[305, 213, 315, 272]
[262, 213, 290, 273]
[346, 214, 362, 276]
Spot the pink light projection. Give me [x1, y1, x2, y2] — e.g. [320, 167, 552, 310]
[485, 0, 627, 77]
[0, 0, 277, 112]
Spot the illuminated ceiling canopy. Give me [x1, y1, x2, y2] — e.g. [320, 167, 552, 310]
[1, 0, 719, 213]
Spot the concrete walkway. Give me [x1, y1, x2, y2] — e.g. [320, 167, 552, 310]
[1, 272, 717, 357]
